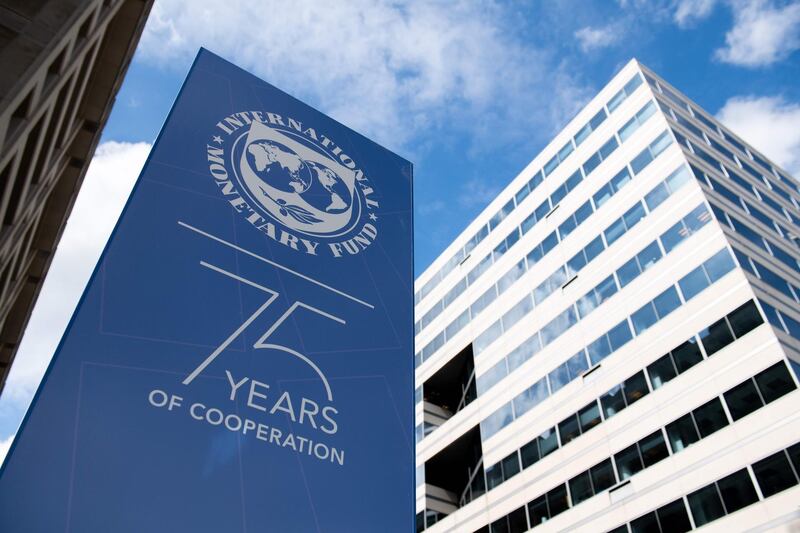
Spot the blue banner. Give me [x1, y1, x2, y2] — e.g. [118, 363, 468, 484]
[0, 49, 414, 532]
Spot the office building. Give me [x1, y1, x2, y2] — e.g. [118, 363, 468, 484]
[0, 0, 152, 391]
[414, 59, 800, 532]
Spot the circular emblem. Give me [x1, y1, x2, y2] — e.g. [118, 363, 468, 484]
[207, 111, 380, 258]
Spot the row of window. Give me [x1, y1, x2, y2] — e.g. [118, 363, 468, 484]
[474, 200, 710, 398]
[469, 150, 681, 364]
[414, 74, 642, 316]
[473, 300, 764, 501]
[734, 249, 800, 306]
[417, 98, 657, 337]
[759, 299, 800, 342]
[709, 202, 800, 275]
[415, 132, 677, 367]
[472, 360, 798, 533]
[665, 101, 800, 232]
[687, 156, 800, 245]
[647, 70, 800, 204]
[479, 248, 736, 441]
[609, 441, 800, 533]
[414, 72, 645, 307]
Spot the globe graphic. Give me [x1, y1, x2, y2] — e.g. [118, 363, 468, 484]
[246, 140, 313, 194]
[245, 139, 353, 216]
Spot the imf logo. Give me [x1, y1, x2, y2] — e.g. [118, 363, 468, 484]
[207, 111, 381, 257]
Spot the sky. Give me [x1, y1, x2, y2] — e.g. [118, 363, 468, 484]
[1, 0, 799, 461]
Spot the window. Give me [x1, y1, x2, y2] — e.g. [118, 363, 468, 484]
[513, 377, 548, 417]
[703, 248, 735, 282]
[507, 507, 527, 533]
[613, 372, 647, 409]
[753, 362, 796, 403]
[486, 463, 504, 490]
[630, 512, 658, 533]
[527, 495, 548, 526]
[678, 266, 709, 301]
[638, 430, 669, 467]
[601, 384, 626, 419]
[723, 379, 763, 421]
[671, 337, 703, 373]
[656, 499, 692, 533]
[692, 397, 729, 437]
[549, 363, 571, 394]
[539, 428, 558, 457]
[558, 414, 581, 445]
[590, 458, 616, 493]
[568, 471, 593, 505]
[567, 350, 589, 379]
[608, 320, 633, 351]
[727, 300, 763, 337]
[688, 484, 725, 527]
[501, 451, 521, 481]
[752, 450, 799, 497]
[617, 257, 640, 288]
[520, 439, 540, 469]
[698, 318, 734, 356]
[648, 354, 677, 389]
[666, 413, 700, 452]
[653, 286, 681, 318]
[632, 302, 658, 334]
[578, 401, 602, 433]
[615, 443, 644, 480]
[547, 484, 569, 516]
[717, 469, 759, 514]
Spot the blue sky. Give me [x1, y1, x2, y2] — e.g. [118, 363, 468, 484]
[1, 0, 799, 457]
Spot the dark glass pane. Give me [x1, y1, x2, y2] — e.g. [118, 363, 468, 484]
[606, 527, 628, 533]
[486, 463, 504, 490]
[491, 516, 509, 533]
[648, 354, 677, 389]
[630, 511, 659, 533]
[724, 380, 763, 421]
[752, 451, 798, 498]
[687, 484, 725, 526]
[569, 471, 594, 506]
[698, 318, 734, 356]
[638, 430, 670, 467]
[717, 469, 759, 514]
[558, 414, 581, 445]
[502, 451, 521, 481]
[666, 413, 700, 453]
[416, 512, 425, 533]
[520, 439, 540, 469]
[528, 496, 548, 526]
[508, 506, 528, 533]
[656, 499, 692, 533]
[547, 484, 569, 517]
[615, 444, 644, 480]
[539, 428, 559, 457]
[692, 397, 729, 438]
[754, 362, 796, 404]
[601, 385, 626, 419]
[578, 401, 602, 433]
[727, 300, 763, 337]
[590, 458, 617, 493]
[623, 372, 649, 406]
[671, 338, 703, 373]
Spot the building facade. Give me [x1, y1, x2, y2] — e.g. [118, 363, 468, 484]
[414, 59, 800, 532]
[0, 0, 152, 392]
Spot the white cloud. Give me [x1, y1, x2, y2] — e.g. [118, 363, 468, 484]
[716, 95, 800, 175]
[137, 0, 590, 154]
[574, 25, 620, 52]
[715, 0, 800, 67]
[673, 0, 718, 27]
[0, 142, 150, 439]
[0, 434, 12, 466]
